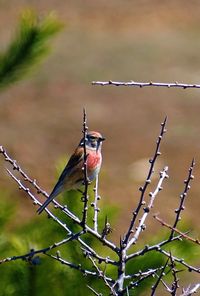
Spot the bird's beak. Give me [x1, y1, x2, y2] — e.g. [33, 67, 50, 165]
[100, 137, 105, 142]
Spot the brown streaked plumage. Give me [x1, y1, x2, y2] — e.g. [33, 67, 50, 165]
[37, 131, 105, 214]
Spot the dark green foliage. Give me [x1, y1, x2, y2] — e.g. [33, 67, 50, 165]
[0, 9, 63, 89]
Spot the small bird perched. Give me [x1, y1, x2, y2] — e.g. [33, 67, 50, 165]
[37, 131, 105, 214]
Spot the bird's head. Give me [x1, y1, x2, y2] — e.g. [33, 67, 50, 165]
[80, 131, 105, 152]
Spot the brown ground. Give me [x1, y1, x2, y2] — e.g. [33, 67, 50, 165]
[0, 1, 200, 244]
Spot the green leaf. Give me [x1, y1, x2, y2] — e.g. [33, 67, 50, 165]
[0, 9, 63, 89]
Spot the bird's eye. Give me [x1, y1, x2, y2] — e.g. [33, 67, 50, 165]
[89, 136, 96, 140]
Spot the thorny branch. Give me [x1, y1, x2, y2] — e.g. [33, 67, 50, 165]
[0, 116, 200, 295]
[92, 175, 100, 232]
[115, 166, 169, 295]
[0, 231, 84, 265]
[45, 252, 115, 284]
[87, 285, 102, 296]
[46, 253, 107, 279]
[156, 248, 200, 273]
[81, 108, 89, 229]
[92, 80, 200, 90]
[6, 168, 73, 234]
[126, 233, 186, 261]
[154, 215, 200, 246]
[125, 166, 169, 250]
[88, 255, 117, 296]
[123, 116, 167, 245]
[123, 266, 166, 293]
[169, 158, 195, 241]
[180, 283, 200, 296]
[169, 252, 180, 296]
[151, 258, 169, 296]
[0, 145, 49, 197]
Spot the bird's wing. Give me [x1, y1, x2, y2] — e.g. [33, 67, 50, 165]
[37, 147, 84, 215]
[48, 147, 84, 198]
[64, 146, 84, 172]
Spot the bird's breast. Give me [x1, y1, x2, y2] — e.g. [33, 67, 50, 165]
[87, 150, 102, 170]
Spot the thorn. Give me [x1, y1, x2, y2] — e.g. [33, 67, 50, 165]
[191, 157, 195, 167]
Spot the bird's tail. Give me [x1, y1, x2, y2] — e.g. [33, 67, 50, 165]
[37, 196, 54, 215]
[37, 183, 63, 214]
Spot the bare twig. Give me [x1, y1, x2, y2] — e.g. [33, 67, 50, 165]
[0, 145, 73, 215]
[151, 258, 169, 296]
[124, 266, 167, 281]
[81, 108, 89, 229]
[87, 285, 102, 296]
[124, 267, 165, 294]
[0, 145, 48, 197]
[88, 255, 117, 296]
[156, 248, 200, 273]
[92, 80, 200, 90]
[47, 252, 114, 284]
[82, 247, 117, 266]
[126, 234, 186, 261]
[116, 241, 126, 293]
[92, 175, 100, 232]
[159, 278, 173, 294]
[169, 159, 195, 241]
[116, 119, 168, 295]
[154, 215, 200, 245]
[180, 283, 200, 296]
[46, 253, 99, 277]
[125, 166, 169, 250]
[6, 169, 72, 233]
[169, 252, 180, 296]
[123, 116, 167, 245]
[0, 231, 84, 264]
[114, 164, 169, 295]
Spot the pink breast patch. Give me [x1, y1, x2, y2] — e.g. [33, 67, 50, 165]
[87, 151, 101, 169]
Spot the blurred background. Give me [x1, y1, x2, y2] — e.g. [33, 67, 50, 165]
[0, 1, 200, 294]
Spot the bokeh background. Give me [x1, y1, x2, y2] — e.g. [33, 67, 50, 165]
[0, 1, 200, 294]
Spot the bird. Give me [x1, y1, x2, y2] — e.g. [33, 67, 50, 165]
[37, 131, 105, 214]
